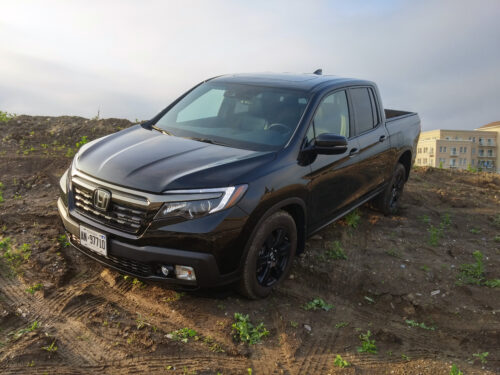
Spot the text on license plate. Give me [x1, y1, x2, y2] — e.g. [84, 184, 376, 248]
[80, 225, 107, 257]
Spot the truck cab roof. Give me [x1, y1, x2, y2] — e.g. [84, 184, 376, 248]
[211, 73, 373, 92]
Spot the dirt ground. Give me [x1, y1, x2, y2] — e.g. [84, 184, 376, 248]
[0, 115, 499, 375]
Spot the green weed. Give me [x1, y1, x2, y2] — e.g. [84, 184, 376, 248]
[303, 298, 334, 311]
[428, 225, 442, 246]
[386, 248, 402, 258]
[135, 314, 150, 330]
[42, 340, 57, 353]
[450, 364, 463, 375]
[324, 241, 347, 260]
[1, 240, 31, 271]
[169, 327, 199, 343]
[401, 354, 411, 361]
[289, 320, 298, 328]
[472, 351, 488, 364]
[405, 319, 435, 331]
[335, 321, 349, 329]
[357, 330, 377, 354]
[26, 283, 43, 294]
[232, 313, 269, 345]
[457, 250, 484, 285]
[10, 321, 40, 341]
[484, 279, 500, 288]
[344, 210, 361, 228]
[58, 234, 70, 248]
[0, 111, 15, 123]
[470, 228, 481, 234]
[333, 354, 350, 368]
[65, 147, 75, 158]
[76, 136, 89, 149]
[0, 182, 4, 203]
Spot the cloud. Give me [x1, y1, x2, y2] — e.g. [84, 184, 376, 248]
[0, 0, 499, 130]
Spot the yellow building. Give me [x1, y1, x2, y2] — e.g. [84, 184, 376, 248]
[415, 124, 498, 173]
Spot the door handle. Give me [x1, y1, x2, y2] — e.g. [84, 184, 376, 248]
[379, 135, 386, 142]
[349, 148, 359, 157]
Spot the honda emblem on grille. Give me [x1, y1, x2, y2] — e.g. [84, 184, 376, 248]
[93, 188, 111, 211]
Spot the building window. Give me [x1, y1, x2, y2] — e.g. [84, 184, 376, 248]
[450, 147, 457, 155]
[423, 158, 427, 164]
[488, 149, 493, 157]
[479, 149, 484, 156]
[459, 147, 463, 153]
[479, 138, 484, 145]
[423, 147, 428, 153]
[472, 147, 475, 155]
[464, 147, 467, 153]
[430, 147, 434, 154]
[443, 146, 447, 153]
[450, 159, 456, 167]
[417, 158, 421, 164]
[487, 139, 493, 145]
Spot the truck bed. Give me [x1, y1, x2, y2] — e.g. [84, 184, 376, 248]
[384, 109, 417, 122]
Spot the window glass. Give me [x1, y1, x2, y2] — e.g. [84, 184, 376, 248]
[177, 89, 224, 122]
[155, 82, 310, 151]
[312, 91, 349, 138]
[350, 88, 374, 135]
[368, 88, 379, 125]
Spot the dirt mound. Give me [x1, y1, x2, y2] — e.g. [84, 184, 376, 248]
[0, 115, 499, 374]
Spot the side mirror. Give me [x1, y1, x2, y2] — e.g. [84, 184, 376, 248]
[314, 133, 348, 155]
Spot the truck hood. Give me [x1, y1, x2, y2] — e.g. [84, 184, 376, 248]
[75, 125, 275, 193]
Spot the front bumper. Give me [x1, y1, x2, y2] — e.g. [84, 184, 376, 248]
[58, 197, 233, 288]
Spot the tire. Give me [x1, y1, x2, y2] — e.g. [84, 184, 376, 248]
[372, 163, 407, 215]
[239, 210, 297, 299]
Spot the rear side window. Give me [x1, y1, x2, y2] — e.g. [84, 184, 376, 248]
[350, 88, 377, 135]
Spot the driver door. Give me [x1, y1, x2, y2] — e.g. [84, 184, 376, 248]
[306, 90, 362, 229]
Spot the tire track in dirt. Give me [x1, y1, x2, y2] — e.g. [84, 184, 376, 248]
[0, 271, 131, 367]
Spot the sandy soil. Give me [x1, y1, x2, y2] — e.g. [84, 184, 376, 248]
[0, 115, 499, 374]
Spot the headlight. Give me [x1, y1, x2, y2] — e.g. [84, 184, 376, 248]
[155, 185, 247, 220]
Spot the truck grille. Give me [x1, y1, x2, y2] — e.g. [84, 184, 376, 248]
[73, 184, 152, 234]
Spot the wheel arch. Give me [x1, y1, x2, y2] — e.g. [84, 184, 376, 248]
[397, 149, 413, 181]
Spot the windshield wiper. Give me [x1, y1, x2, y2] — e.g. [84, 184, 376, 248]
[187, 137, 227, 146]
[151, 125, 174, 136]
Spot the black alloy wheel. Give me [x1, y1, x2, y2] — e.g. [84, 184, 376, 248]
[239, 210, 297, 299]
[256, 227, 291, 287]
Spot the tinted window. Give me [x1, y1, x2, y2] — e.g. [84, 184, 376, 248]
[312, 90, 349, 138]
[368, 89, 379, 125]
[350, 88, 375, 135]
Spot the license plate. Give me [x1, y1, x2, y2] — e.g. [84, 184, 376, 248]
[80, 225, 107, 257]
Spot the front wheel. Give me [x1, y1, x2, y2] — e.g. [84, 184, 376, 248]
[372, 163, 407, 215]
[239, 211, 297, 299]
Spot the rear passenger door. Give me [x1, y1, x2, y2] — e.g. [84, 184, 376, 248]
[348, 87, 391, 197]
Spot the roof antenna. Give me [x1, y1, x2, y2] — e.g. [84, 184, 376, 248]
[313, 68, 322, 75]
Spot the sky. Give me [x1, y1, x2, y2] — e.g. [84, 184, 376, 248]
[1, 0, 499, 131]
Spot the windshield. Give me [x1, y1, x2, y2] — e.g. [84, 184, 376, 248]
[154, 82, 309, 151]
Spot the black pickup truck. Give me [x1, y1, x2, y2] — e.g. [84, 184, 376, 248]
[58, 72, 420, 298]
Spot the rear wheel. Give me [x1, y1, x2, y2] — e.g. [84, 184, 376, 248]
[239, 211, 297, 299]
[372, 163, 406, 215]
